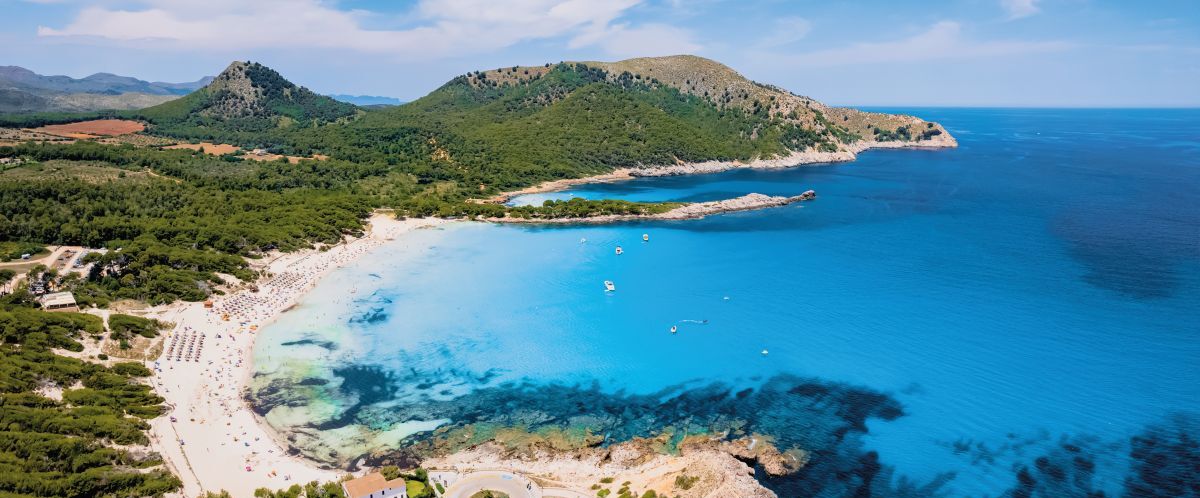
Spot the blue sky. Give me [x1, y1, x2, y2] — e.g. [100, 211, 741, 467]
[2, 0, 1197, 106]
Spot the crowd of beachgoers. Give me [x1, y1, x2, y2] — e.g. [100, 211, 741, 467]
[142, 215, 447, 497]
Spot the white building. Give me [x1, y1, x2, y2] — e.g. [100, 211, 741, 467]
[40, 292, 79, 312]
[342, 472, 408, 498]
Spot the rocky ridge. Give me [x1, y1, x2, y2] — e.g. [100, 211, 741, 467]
[467, 55, 956, 155]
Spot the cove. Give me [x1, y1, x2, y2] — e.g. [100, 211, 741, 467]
[252, 108, 1200, 497]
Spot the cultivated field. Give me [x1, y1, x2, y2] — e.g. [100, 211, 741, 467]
[162, 142, 241, 155]
[34, 119, 146, 138]
[0, 127, 74, 145]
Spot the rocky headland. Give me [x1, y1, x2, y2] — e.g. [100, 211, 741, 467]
[629, 136, 957, 178]
[490, 191, 816, 224]
[402, 430, 810, 498]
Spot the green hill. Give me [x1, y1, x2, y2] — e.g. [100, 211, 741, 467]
[136, 61, 357, 143]
[297, 55, 953, 194]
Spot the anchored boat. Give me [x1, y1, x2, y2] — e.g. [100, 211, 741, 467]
[604, 280, 616, 292]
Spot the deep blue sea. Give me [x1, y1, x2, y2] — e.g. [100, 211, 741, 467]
[254, 109, 1200, 497]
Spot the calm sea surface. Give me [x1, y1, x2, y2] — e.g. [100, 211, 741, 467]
[255, 109, 1200, 497]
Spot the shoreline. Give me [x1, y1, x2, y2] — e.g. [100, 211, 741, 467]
[142, 139, 953, 497]
[488, 138, 956, 204]
[142, 214, 451, 497]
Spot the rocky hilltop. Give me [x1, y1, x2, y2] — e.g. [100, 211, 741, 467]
[136, 61, 357, 136]
[458, 54, 955, 159]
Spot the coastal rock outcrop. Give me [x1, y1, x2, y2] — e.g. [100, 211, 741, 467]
[420, 435, 783, 498]
[630, 134, 958, 178]
[711, 435, 810, 477]
[658, 191, 815, 220]
[490, 191, 816, 224]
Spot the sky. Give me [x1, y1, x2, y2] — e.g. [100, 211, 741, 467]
[1, 0, 1198, 107]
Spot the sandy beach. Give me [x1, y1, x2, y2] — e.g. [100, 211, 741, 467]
[141, 214, 450, 497]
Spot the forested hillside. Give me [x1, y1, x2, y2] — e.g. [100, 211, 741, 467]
[301, 62, 827, 193]
[296, 56, 950, 193]
[0, 143, 379, 304]
[0, 300, 181, 497]
[135, 62, 358, 145]
[0, 56, 954, 305]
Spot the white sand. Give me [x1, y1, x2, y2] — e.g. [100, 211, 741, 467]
[143, 214, 450, 497]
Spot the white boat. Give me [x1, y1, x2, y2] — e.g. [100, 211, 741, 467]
[670, 325, 677, 334]
[642, 233, 649, 242]
[615, 246, 623, 255]
[761, 349, 769, 356]
[580, 237, 587, 243]
[604, 280, 616, 292]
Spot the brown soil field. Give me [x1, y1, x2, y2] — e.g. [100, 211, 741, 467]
[163, 142, 241, 155]
[35, 119, 145, 138]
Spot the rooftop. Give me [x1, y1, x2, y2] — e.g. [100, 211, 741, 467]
[342, 472, 407, 498]
[40, 291, 77, 309]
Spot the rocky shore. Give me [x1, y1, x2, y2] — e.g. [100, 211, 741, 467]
[419, 432, 806, 498]
[490, 191, 816, 224]
[628, 136, 958, 178]
[487, 135, 957, 203]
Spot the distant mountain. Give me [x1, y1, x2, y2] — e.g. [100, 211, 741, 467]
[0, 65, 213, 113]
[328, 94, 404, 107]
[137, 61, 358, 139]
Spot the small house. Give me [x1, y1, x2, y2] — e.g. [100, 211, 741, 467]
[40, 292, 79, 312]
[342, 472, 408, 498]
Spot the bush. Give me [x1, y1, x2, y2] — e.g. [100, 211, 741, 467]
[108, 314, 162, 341]
[379, 465, 401, 480]
[674, 473, 699, 490]
[0, 306, 181, 496]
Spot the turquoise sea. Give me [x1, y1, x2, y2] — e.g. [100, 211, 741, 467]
[252, 109, 1200, 497]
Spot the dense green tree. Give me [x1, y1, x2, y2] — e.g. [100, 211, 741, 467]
[0, 305, 180, 497]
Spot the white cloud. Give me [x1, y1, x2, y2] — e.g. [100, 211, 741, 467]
[35, 0, 692, 60]
[1000, 0, 1041, 20]
[756, 16, 812, 48]
[777, 21, 1073, 68]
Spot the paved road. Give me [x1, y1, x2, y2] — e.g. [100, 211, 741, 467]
[441, 470, 537, 498]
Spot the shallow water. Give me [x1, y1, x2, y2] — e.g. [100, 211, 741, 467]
[254, 109, 1200, 497]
